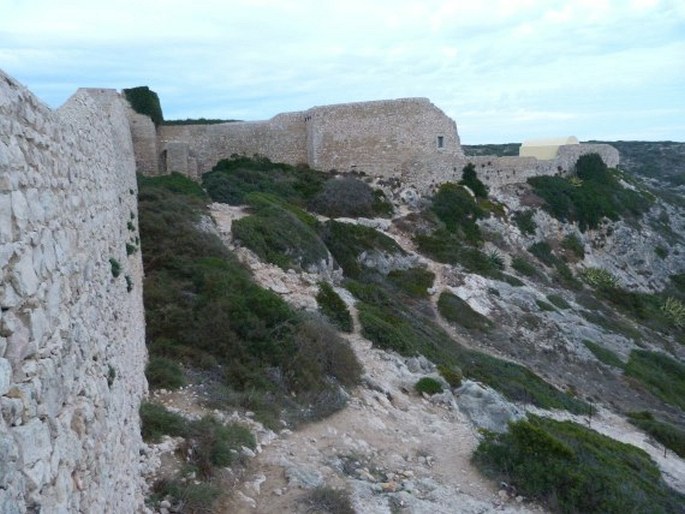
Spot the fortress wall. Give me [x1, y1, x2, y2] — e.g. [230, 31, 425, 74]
[158, 112, 307, 178]
[556, 143, 619, 170]
[304, 98, 464, 187]
[127, 108, 158, 175]
[0, 74, 147, 512]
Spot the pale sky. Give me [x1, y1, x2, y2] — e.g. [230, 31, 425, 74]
[1, 0, 684, 143]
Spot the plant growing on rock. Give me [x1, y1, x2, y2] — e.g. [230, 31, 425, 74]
[415, 377, 443, 395]
[581, 267, 618, 290]
[661, 296, 685, 328]
[316, 282, 353, 332]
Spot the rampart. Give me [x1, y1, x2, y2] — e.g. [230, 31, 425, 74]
[0, 72, 147, 512]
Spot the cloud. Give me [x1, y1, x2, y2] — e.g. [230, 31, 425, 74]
[1, 0, 683, 142]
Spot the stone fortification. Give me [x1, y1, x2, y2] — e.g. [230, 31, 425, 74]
[139, 98, 465, 188]
[470, 143, 620, 189]
[0, 72, 147, 512]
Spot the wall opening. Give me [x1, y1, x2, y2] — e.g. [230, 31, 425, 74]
[437, 136, 444, 148]
[160, 150, 168, 174]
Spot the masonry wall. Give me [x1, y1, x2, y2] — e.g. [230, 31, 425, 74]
[0, 73, 147, 513]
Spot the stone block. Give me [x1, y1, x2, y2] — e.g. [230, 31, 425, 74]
[0, 357, 11, 395]
[0, 192, 12, 242]
[13, 418, 51, 466]
[10, 249, 39, 296]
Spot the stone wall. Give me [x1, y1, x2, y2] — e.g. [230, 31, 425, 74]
[0, 72, 147, 513]
[469, 143, 620, 189]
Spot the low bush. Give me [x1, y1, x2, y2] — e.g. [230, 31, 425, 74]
[473, 415, 684, 513]
[138, 172, 206, 198]
[150, 479, 220, 514]
[582, 340, 624, 368]
[624, 350, 685, 410]
[430, 182, 485, 244]
[460, 162, 488, 198]
[562, 233, 585, 260]
[438, 291, 492, 332]
[512, 210, 536, 235]
[387, 267, 435, 298]
[309, 177, 391, 218]
[415, 377, 444, 395]
[140, 402, 188, 443]
[661, 296, 685, 328]
[316, 282, 353, 332]
[146, 356, 185, 390]
[303, 486, 355, 514]
[438, 364, 463, 388]
[527, 241, 556, 267]
[582, 267, 618, 290]
[547, 294, 571, 310]
[415, 229, 503, 278]
[511, 256, 537, 277]
[536, 299, 556, 312]
[627, 411, 685, 458]
[123, 86, 163, 125]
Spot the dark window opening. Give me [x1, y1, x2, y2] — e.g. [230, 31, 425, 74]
[437, 136, 444, 148]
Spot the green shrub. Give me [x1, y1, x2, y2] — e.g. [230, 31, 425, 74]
[109, 257, 121, 278]
[582, 267, 618, 290]
[140, 402, 188, 442]
[150, 479, 220, 514]
[415, 230, 502, 278]
[661, 296, 685, 328]
[627, 411, 685, 458]
[138, 172, 206, 198]
[655, 246, 668, 259]
[527, 241, 556, 266]
[562, 233, 585, 259]
[536, 299, 556, 312]
[202, 154, 327, 205]
[547, 294, 571, 310]
[186, 416, 255, 478]
[387, 267, 435, 298]
[232, 202, 328, 271]
[415, 377, 444, 395]
[437, 292, 492, 332]
[473, 415, 684, 513]
[309, 177, 391, 218]
[430, 182, 484, 243]
[511, 256, 537, 277]
[624, 350, 685, 410]
[459, 162, 488, 198]
[316, 282, 353, 332]
[123, 86, 163, 125]
[320, 220, 403, 278]
[303, 486, 355, 514]
[146, 356, 185, 390]
[512, 210, 536, 235]
[438, 364, 463, 388]
[582, 340, 625, 368]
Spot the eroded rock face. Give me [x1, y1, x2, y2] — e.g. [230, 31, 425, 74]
[0, 71, 147, 512]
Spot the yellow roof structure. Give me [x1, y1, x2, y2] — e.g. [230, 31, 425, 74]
[519, 136, 579, 160]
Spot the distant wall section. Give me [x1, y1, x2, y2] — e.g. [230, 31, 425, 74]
[0, 74, 147, 512]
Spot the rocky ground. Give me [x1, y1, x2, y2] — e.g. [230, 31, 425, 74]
[142, 181, 685, 513]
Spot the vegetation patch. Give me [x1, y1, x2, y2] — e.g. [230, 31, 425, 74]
[624, 350, 685, 410]
[536, 299, 556, 312]
[582, 340, 624, 368]
[202, 154, 327, 206]
[316, 282, 353, 332]
[150, 479, 220, 514]
[561, 233, 585, 260]
[146, 356, 186, 390]
[437, 364, 463, 388]
[140, 402, 188, 443]
[546, 294, 571, 310]
[387, 267, 435, 298]
[512, 210, 536, 235]
[430, 182, 485, 244]
[528, 153, 652, 231]
[416, 229, 503, 278]
[415, 377, 444, 395]
[303, 486, 355, 514]
[627, 411, 685, 458]
[123, 86, 163, 125]
[308, 176, 392, 218]
[473, 415, 684, 513]
[459, 162, 488, 198]
[511, 256, 537, 277]
[437, 291, 492, 332]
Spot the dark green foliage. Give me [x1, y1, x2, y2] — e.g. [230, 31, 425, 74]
[430, 182, 484, 243]
[415, 377, 443, 395]
[123, 86, 163, 125]
[309, 177, 392, 218]
[512, 210, 537, 235]
[351, 282, 591, 414]
[126, 243, 137, 255]
[438, 364, 463, 388]
[624, 350, 685, 410]
[109, 257, 121, 278]
[655, 246, 669, 259]
[546, 294, 571, 310]
[150, 479, 220, 514]
[527, 241, 556, 266]
[627, 411, 685, 458]
[186, 416, 255, 477]
[138, 172, 206, 198]
[387, 267, 435, 298]
[536, 299, 556, 312]
[415, 229, 502, 278]
[140, 402, 188, 442]
[146, 356, 185, 389]
[437, 291, 492, 332]
[582, 340, 624, 369]
[125, 275, 133, 292]
[316, 282, 353, 332]
[528, 154, 651, 231]
[202, 154, 327, 205]
[511, 256, 537, 277]
[561, 234, 585, 259]
[460, 163, 488, 198]
[319, 220, 403, 278]
[473, 415, 684, 513]
[232, 200, 329, 271]
[304, 486, 355, 514]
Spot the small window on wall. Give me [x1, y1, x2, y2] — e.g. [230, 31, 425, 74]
[437, 136, 444, 148]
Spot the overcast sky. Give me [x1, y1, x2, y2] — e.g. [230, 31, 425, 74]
[1, 0, 683, 143]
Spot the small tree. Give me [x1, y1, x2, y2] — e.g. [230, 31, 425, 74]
[460, 163, 488, 198]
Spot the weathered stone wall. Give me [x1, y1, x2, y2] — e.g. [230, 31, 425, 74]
[158, 112, 307, 178]
[0, 73, 147, 513]
[470, 143, 620, 189]
[127, 108, 158, 175]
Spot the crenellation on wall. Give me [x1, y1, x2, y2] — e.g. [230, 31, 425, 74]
[0, 71, 147, 513]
